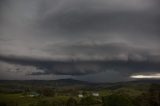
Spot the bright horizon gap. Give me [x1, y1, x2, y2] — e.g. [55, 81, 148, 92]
[130, 74, 160, 79]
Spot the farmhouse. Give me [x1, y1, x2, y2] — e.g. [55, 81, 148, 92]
[92, 92, 99, 97]
[78, 94, 84, 98]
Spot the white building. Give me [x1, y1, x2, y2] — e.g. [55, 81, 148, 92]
[92, 92, 99, 97]
[78, 94, 84, 98]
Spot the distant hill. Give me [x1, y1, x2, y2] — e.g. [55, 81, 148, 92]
[52, 78, 91, 85]
[0, 78, 93, 88]
[128, 79, 160, 84]
[0, 79, 160, 90]
[95, 79, 160, 90]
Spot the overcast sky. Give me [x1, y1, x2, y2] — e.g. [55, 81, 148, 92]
[0, 0, 160, 82]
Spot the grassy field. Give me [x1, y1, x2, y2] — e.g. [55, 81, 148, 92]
[0, 80, 160, 106]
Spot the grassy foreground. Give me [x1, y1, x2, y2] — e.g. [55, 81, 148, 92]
[0, 80, 160, 106]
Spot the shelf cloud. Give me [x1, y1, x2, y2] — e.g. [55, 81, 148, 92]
[0, 0, 160, 82]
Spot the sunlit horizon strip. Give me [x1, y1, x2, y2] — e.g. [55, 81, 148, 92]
[131, 74, 160, 79]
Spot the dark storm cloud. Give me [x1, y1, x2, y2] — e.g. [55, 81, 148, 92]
[38, 0, 160, 38]
[45, 42, 160, 62]
[0, 0, 160, 81]
[0, 57, 160, 76]
[0, 0, 7, 10]
[0, 42, 160, 76]
[41, 11, 160, 36]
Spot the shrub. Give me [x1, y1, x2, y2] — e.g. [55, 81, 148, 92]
[80, 96, 101, 105]
[102, 94, 134, 106]
[67, 97, 77, 106]
[36, 100, 51, 106]
[0, 102, 7, 106]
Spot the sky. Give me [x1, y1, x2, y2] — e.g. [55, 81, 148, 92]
[0, 0, 160, 82]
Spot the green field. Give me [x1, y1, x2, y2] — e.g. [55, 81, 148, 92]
[0, 80, 160, 106]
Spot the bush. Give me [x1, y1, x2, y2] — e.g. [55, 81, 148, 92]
[52, 96, 68, 106]
[0, 102, 7, 106]
[102, 94, 134, 106]
[80, 96, 101, 105]
[67, 97, 77, 106]
[39, 88, 55, 97]
[36, 100, 51, 106]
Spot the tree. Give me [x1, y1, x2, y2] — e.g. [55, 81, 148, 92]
[52, 96, 68, 106]
[134, 93, 150, 106]
[40, 88, 55, 97]
[52, 99, 64, 106]
[36, 100, 51, 106]
[80, 96, 101, 105]
[0, 102, 7, 106]
[135, 84, 160, 106]
[67, 97, 77, 106]
[102, 94, 134, 106]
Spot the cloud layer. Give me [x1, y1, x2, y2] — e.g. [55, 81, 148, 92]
[0, 0, 160, 82]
